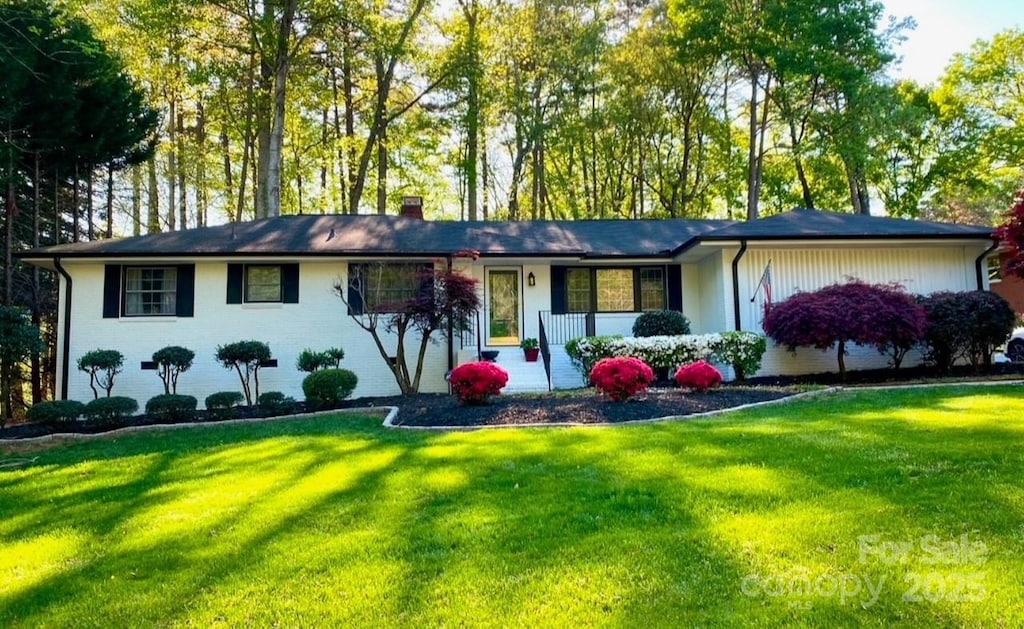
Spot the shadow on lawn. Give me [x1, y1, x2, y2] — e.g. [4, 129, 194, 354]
[1, 391, 1020, 626]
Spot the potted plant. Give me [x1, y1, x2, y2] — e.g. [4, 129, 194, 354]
[520, 338, 540, 362]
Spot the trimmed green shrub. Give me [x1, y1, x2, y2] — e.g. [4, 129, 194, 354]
[302, 368, 358, 410]
[714, 331, 768, 381]
[152, 346, 195, 394]
[77, 349, 124, 399]
[215, 340, 272, 405]
[205, 391, 245, 420]
[83, 396, 138, 425]
[297, 347, 346, 373]
[258, 391, 296, 415]
[145, 394, 198, 422]
[26, 400, 85, 424]
[632, 310, 691, 337]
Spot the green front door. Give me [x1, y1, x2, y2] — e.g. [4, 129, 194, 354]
[488, 269, 520, 345]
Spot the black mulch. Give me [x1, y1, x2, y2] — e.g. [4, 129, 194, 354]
[339, 386, 800, 427]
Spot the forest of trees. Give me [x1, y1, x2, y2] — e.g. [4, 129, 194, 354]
[1, 0, 1023, 407]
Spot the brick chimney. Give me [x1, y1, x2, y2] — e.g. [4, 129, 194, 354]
[400, 195, 424, 219]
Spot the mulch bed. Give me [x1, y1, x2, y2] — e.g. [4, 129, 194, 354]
[339, 387, 800, 427]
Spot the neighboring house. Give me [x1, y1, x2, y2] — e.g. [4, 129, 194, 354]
[17, 206, 997, 404]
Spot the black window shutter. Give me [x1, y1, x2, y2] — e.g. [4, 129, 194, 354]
[226, 263, 244, 304]
[347, 264, 364, 315]
[281, 264, 300, 303]
[550, 266, 567, 315]
[176, 265, 195, 317]
[667, 264, 683, 311]
[102, 265, 122, 318]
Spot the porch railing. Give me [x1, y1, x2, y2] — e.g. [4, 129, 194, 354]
[539, 311, 595, 346]
[538, 312, 552, 391]
[459, 309, 482, 361]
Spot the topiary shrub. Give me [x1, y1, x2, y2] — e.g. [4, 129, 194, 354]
[590, 356, 654, 402]
[145, 394, 198, 422]
[675, 360, 723, 392]
[215, 340, 272, 405]
[83, 396, 138, 426]
[632, 310, 691, 337]
[449, 361, 509, 405]
[296, 347, 346, 373]
[714, 331, 767, 380]
[919, 291, 1016, 370]
[258, 391, 296, 416]
[152, 346, 195, 394]
[26, 400, 85, 424]
[77, 349, 125, 399]
[205, 391, 244, 420]
[302, 368, 358, 410]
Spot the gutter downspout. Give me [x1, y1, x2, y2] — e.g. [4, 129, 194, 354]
[731, 241, 748, 331]
[53, 257, 73, 400]
[975, 239, 999, 290]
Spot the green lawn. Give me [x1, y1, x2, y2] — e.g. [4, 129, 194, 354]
[2, 385, 1023, 627]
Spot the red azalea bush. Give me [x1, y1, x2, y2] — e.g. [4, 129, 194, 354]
[590, 356, 654, 402]
[674, 360, 723, 392]
[450, 361, 509, 405]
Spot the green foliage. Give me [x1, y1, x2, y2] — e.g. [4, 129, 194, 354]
[519, 338, 539, 350]
[0, 305, 43, 425]
[152, 346, 195, 394]
[566, 335, 624, 377]
[145, 394, 198, 422]
[205, 391, 245, 420]
[26, 400, 85, 424]
[77, 350, 125, 399]
[632, 311, 691, 337]
[296, 347, 345, 373]
[715, 331, 768, 381]
[83, 396, 138, 425]
[302, 369, 358, 411]
[258, 391, 296, 416]
[215, 341, 272, 405]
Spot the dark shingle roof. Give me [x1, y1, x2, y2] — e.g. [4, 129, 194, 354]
[699, 208, 994, 240]
[17, 209, 993, 262]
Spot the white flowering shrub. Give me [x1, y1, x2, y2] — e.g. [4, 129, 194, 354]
[566, 331, 767, 380]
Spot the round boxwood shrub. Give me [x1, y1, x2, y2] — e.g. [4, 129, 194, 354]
[145, 394, 198, 422]
[258, 391, 296, 416]
[590, 356, 654, 402]
[26, 400, 85, 424]
[632, 311, 691, 337]
[449, 361, 509, 405]
[205, 391, 245, 420]
[83, 396, 138, 425]
[675, 360, 723, 392]
[302, 368, 358, 410]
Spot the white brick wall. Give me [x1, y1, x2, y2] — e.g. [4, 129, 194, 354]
[59, 259, 450, 406]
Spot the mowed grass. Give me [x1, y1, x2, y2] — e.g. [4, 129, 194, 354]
[2, 386, 1023, 627]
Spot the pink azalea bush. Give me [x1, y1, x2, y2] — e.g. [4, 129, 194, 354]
[449, 361, 509, 405]
[674, 360, 723, 392]
[589, 356, 654, 402]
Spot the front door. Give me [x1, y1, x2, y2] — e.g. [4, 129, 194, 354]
[487, 269, 520, 345]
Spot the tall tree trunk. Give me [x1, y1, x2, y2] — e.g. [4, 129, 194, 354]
[4, 129, 13, 305]
[461, 0, 480, 221]
[481, 124, 489, 220]
[177, 110, 187, 229]
[196, 102, 207, 227]
[221, 127, 234, 217]
[105, 164, 114, 239]
[131, 163, 142, 236]
[263, 0, 297, 219]
[31, 152, 41, 403]
[72, 164, 80, 242]
[86, 166, 94, 240]
[167, 98, 177, 231]
[147, 157, 160, 233]
[376, 125, 388, 215]
[342, 29, 358, 214]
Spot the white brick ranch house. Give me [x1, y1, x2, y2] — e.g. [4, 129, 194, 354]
[17, 207, 997, 404]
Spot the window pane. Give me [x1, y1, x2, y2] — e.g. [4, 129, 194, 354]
[353, 263, 423, 312]
[596, 269, 634, 312]
[567, 269, 591, 312]
[640, 268, 665, 311]
[124, 267, 176, 316]
[246, 265, 282, 302]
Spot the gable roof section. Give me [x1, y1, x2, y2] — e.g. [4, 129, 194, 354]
[697, 208, 994, 241]
[17, 209, 994, 262]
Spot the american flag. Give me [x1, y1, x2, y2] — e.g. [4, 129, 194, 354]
[753, 260, 773, 309]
